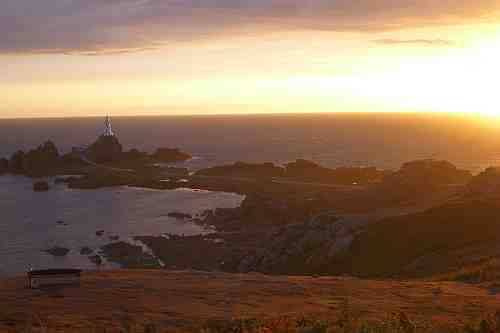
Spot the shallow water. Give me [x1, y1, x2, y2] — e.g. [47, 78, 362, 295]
[0, 175, 243, 277]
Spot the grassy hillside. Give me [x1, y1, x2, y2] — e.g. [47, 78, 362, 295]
[339, 200, 500, 278]
[1, 270, 500, 332]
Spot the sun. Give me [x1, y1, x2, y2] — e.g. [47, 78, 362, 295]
[347, 33, 500, 117]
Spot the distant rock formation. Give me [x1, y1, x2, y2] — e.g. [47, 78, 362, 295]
[23, 141, 60, 177]
[153, 148, 191, 163]
[196, 161, 284, 179]
[33, 181, 50, 192]
[377, 159, 472, 201]
[284, 159, 387, 185]
[196, 159, 388, 185]
[9, 150, 26, 174]
[466, 167, 500, 199]
[87, 135, 123, 163]
[6, 141, 61, 177]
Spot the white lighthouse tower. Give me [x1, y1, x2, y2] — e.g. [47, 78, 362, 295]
[103, 115, 115, 137]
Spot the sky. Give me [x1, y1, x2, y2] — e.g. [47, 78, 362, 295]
[2, 0, 500, 118]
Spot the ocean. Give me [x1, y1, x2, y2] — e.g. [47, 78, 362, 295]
[1, 113, 500, 276]
[2, 113, 500, 172]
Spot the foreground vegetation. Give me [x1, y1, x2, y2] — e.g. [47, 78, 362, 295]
[14, 310, 500, 333]
[199, 312, 500, 333]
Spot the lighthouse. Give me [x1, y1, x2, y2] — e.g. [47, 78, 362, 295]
[103, 115, 115, 137]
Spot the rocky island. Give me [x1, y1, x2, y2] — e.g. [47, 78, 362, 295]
[0, 117, 192, 182]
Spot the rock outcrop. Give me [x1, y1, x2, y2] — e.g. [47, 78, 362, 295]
[376, 159, 472, 201]
[33, 181, 50, 192]
[87, 135, 123, 163]
[80, 246, 94, 255]
[89, 254, 103, 265]
[0, 158, 8, 174]
[44, 246, 70, 257]
[8, 150, 26, 174]
[285, 159, 387, 185]
[100, 242, 159, 268]
[196, 162, 284, 179]
[153, 148, 191, 163]
[6, 141, 61, 177]
[167, 212, 192, 220]
[466, 167, 500, 199]
[236, 214, 357, 274]
[22, 141, 60, 176]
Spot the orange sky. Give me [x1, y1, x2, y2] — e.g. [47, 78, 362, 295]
[1, 1, 500, 118]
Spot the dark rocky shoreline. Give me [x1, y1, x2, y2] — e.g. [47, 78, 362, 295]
[5, 137, 500, 280]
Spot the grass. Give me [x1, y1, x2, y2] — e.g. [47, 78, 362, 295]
[198, 311, 500, 333]
[11, 310, 500, 333]
[435, 258, 500, 283]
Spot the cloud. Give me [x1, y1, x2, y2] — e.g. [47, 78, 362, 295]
[0, 0, 498, 55]
[374, 39, 454, 46]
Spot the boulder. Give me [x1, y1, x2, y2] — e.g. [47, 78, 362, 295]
[168, 212, 192, 220]
[80, 246, 94, 255]
[89, 254, 103, 265]
[54, 177, 66, 184]
[44, 246, 69, 257]
[0, 158, 8, 174]
[33, 181, 50, 192]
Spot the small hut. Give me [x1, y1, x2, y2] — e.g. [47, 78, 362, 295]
[27, 269, 82, 289]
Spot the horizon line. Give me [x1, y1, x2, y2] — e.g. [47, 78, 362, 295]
[0, 111, 491, 121]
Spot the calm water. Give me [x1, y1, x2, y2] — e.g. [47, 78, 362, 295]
[2, 113, 500, 276]
[1, 113, 500, 172]
[0, 176, 243, 277]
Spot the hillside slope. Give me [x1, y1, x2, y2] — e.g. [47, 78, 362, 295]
[338, 200, 500, 278]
